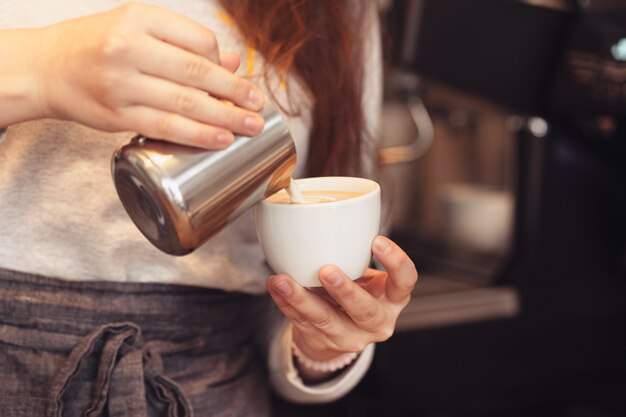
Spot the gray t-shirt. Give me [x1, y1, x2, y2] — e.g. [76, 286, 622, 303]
[0, 0, 381, 294]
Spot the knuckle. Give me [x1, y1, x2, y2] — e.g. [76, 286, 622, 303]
[310, 312, 334, 330]
[230, 78, 250, 102]
[400, 277, 417, 294]
[376, 326, 394, 342]
[293, 316, 309, 328]
[291, 316, 309, 327]
[184, 57, 209, 80]
[96, 74, 129, 109]
[99, 69, 119, 89]
[155, 114, 175, 137]
[288, 292, 306, 306]
[117, 2, 144, 20]
[202, 31, 218, 56]
[221, 106, 240, 129]
[389, 250, 413, 273]
[203, 126, 227, 144]
[396, 263, 418, 296]
[174, 92, 197, 114]
[337, 283, 358, 302]
[353, 305, 381, 325]
[389, 252, 406, 271]
[100, 33, 132, 61]
[97, 70, 123, 101]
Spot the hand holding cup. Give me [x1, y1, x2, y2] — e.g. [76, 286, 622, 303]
[256, 177, 418, 366]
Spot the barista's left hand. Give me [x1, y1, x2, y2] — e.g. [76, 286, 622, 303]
[267, 235, 418, 367]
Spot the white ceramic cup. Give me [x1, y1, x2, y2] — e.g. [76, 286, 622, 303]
[254, 176, 381, 287]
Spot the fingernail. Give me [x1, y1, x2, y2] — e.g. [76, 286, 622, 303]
[248, 89, 264, 107]
[272, 279, 292, 297]
[373, 236, 390, 256]
[216, 132, 233, 146]
[323, 268, 343, 287]
[244, 116, 263, 133]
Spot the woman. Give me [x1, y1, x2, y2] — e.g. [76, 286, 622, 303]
[0, 1, 418, 415]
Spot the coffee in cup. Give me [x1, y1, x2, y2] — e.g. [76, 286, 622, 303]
[266, 190, 365, 204]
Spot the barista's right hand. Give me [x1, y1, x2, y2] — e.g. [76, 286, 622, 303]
[33, 3, 265, 148]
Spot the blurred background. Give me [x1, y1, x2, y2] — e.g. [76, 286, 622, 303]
[274, 0, 626, 415]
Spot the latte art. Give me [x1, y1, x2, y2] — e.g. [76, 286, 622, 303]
[266, 190, 364, 204]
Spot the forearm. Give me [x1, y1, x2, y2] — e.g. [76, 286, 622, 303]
[0, 29, 47, 127]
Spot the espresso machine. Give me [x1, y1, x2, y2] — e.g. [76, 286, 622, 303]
[379, 0, 625, 414]
[271, 1, 625, 416]
[279, 1, 625, 416]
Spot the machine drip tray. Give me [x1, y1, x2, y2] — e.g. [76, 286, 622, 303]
[397, 274, 518, 331]
[390, 233, 519, 331]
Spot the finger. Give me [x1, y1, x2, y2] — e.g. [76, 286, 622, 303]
[268, 277, 378, 354]
[133, 3, 222, 63]
[267, 275, 348, 337]
[267, 284, 307, 323]
[361, 268, 383, 279]
[319, 266, 386, 331]
[355, 269, 388, 299]
[310, 271, 384, 305]
[124, 76, 264, 137]
[267, 279, 337, 334]
[267, 284, 328, 338]
[220, 52, 240, 73]
[133, 36, 264, 111]
[372, 236, 418, 303]
[120, 105, 234, 149]
[267, 291, 343, 355]
[306, 287, 339, 307]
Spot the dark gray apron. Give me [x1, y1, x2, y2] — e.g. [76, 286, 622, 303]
[0, 268, 271, 417]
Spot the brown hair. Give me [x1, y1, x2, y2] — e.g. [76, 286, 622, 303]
[219, 0, 372, 177]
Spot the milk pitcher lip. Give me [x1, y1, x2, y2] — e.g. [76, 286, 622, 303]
[111, 102, 297, 256]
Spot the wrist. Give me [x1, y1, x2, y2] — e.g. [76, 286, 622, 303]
[293, 342, 358, 373]
[0, 28, 49, 126]
[290, 325, 362, 385]
[291, 325, 345, 362]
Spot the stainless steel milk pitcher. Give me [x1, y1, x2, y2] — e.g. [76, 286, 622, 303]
[111, 103, 297, 255]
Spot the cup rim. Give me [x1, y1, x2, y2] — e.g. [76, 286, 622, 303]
[261, 176, 380, 208]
